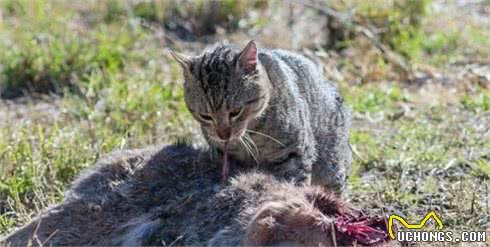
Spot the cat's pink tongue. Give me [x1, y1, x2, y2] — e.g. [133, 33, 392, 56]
[221, 142, 229, 182]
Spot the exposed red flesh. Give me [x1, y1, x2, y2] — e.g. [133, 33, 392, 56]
[335, 213, 390, 246]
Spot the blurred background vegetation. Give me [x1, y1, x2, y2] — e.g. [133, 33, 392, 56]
[0, 0, 489, 239]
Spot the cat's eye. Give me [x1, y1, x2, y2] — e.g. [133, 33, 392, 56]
[199, 113, 213, 122]
[245, 98, 260, 104]
[229, 107, 243, 119]
[245, 95, 265, 105]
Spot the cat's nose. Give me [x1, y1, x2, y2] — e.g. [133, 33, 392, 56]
[216, 127, 232, 140]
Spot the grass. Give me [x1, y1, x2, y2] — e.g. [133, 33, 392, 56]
[342, 83, 408, 113]
[0, 0, 138, 98]
[0, 0, 489, 242]
[343, 82, 490, 235]
[461, 90, 490, 113]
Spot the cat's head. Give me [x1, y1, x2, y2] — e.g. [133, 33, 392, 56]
[171, 40, 271, 143]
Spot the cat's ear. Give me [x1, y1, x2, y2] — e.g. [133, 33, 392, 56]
[170, 51, 192, 72]
[237, 40, 258, 73]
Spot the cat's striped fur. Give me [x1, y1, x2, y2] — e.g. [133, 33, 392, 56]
[172, 41, 352, 192]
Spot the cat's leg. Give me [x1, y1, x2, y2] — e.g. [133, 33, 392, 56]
[311, 101, 352, 193]
[274, 121, 317, 185]
[268, 154, 313, 186]
[312, 133, 352, 194]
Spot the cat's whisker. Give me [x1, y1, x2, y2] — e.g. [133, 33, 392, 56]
[242, 137, 258, 163]
[239, 138, 252, 160]
[239, 137, 259, 164]
[242, 133, 259, 157]
[245, 129, 286, 147]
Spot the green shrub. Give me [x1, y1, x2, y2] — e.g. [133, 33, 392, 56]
[343, 84, 408, 113]
[461, 91, 490, 112]
[355, 0, 432, 61]
[0, 0, 140, 98]
[0, 30, 132, 98]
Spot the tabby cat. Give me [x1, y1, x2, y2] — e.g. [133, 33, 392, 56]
[171, 40, 351, 192]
